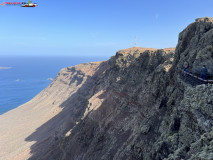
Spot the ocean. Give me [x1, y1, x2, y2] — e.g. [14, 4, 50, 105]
[0, 56, 108, 115]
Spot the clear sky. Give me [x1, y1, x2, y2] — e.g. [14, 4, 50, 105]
[0, 0, 213, 56]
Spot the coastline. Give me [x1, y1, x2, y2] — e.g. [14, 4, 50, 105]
[0, 67, 11, 69]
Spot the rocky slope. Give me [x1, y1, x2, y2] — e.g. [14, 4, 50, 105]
[0, 62, 109, 160]
[0, 17, 213, 160]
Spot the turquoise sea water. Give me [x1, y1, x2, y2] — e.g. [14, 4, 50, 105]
[0, 56, 108, 115]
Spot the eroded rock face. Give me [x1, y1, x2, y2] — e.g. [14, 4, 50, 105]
[50, 17, 212, 160]
[152, 84, 213, 160]
[25, 47, 175, 160]
[0, 62, 109, 160]
[196, 17, 213, 23]
[173, 17, 213, 77]
[1, 17, 213, 160]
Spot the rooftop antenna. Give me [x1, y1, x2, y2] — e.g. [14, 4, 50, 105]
[134, 36, 137, 47]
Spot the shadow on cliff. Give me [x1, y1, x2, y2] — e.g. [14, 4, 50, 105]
[25, 49, 176, 160]
[25, 61, 110, 160]
[24, 19, 213, 160]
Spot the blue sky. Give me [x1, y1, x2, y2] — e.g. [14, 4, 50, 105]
[0, 0, 213, 56]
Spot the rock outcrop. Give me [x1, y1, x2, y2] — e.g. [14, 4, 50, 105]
[173, 17, 213, 77]
[0, 17, 213, 160]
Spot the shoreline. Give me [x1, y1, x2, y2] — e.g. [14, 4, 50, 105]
[0, 67, 11, 69]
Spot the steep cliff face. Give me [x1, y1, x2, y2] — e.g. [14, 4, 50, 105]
[53, 49, 176, 160]
[172, 17, 213, 76]
[53, 47, 175, 160]
[44, 17, 213, 160]
[0, 17, 213, 160]
[155, 17, 213, 160]
[0, 62, 109, 160]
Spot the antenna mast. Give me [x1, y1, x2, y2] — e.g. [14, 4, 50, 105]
[134, 36, 137, 47]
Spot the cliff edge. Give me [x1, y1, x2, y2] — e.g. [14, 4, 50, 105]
[0, 17, 213, 160]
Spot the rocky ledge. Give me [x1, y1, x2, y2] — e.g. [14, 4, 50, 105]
[196, 17, 213, 22]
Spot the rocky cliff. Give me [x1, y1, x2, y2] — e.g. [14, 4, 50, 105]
[0, 17, 213, 160]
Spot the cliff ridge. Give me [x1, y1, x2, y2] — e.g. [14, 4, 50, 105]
[0, 17, 213, 160]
